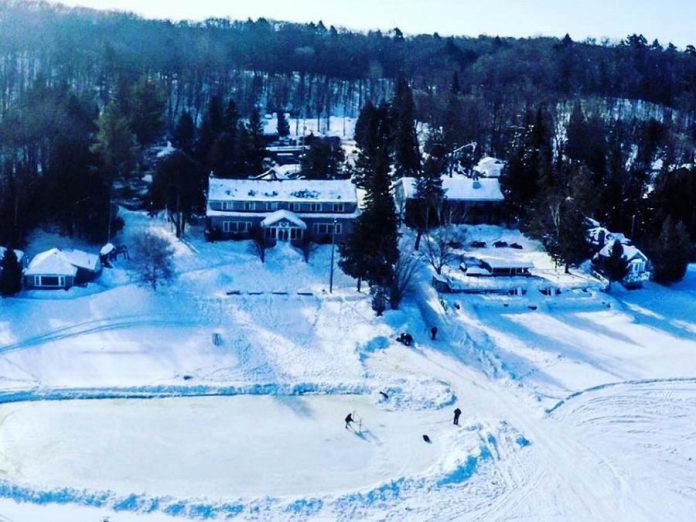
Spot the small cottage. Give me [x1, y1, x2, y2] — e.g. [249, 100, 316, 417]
[594, 240, 651, 288]
[587, 220, 652, 288]
[24, 248, 102, 290]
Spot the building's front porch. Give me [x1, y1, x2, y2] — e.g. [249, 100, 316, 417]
[261, 210, 307, 242]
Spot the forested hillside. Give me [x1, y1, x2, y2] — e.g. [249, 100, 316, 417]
[0, 0, 694, 279]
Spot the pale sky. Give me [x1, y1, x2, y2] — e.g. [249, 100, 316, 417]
[55, 0, 695, 48]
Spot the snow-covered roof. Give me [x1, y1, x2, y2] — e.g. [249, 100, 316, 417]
[479, 257, 534, 270]
[261, 210, 307, 229]
[25, 248, 100, 276]
[156, 142, 176, 159]
[25, 249, 78, 277]
[473, 157, 505, 178]
[100, 243, 115, 256]
[397, 177, 504, 202]
[597, 240, 648, 263]
[257, 164, 302, 181]
[63, 249, 100, 272]
[587, 226, 628, 247]
[0, 247, 24, 264]
[208, 179, 358, 204]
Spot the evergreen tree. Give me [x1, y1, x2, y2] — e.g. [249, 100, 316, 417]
[566, 102, 586, 162]
[196, 95, 226, 164]
[340, 135, 399, 292]
[0, 248, 23, 296]
[544, 197, 592, 272]
[224, 100, 240, 134]
[600, 240, 629, 288]
[208, 132, 239, 178]
[277, 110, 290, 138]
[172, 111, 195, 154]
[244, 107, 266, 174]
[502, 107, 553, 223]
[391, 78, 421, 178]
[354, 101, 377, 151]
[648, 217, 691, 284]
[150, 151, 202, 237]
[352, 102, 391, 188]
[412, 128, 446, 249]
[301, 138, 345, 179]
[129, 77, 166, 147]
[91, 102, 137, 180]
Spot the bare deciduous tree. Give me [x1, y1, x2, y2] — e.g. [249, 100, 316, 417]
[421, 225, 466, 275]
[388, 240, 421, 309]
[132, 230, 175, 290]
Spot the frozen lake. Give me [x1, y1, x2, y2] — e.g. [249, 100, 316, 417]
[0, 395, 442, 499]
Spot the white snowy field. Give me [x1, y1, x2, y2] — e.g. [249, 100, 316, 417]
[0, 211, 694, 521]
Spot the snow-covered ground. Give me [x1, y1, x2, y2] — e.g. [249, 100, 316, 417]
[0, 211, 694, 521]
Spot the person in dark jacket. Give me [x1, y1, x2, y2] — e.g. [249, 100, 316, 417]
[453, 407, 462, 426]
[345, 413, 354, 429]
[431, 326, 438, 340]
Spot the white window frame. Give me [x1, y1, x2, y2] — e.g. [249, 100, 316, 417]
[266, 202, 279, 211]
[308, 202, 322, 212]
[243, 202, 256, 211]
[222, 201, 234, 211]
[35, 275, 65, 288]
[332, 203, 345, 213]
[290, 202, 302, 212]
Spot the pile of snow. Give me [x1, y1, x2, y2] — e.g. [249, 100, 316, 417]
[473, 157, 505, 178]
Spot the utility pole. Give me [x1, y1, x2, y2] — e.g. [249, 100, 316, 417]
[329, 217, 337, 293]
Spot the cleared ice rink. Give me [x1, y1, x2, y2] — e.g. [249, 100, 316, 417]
[0, 395, 443, 498]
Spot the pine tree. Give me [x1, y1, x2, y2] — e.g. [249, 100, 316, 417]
[301, 139, 345, 179]
[340, 134, 399, 292]
[208, 132, 238, 178]
[150, 150, 202, 237]
[129, 76, 166, 147]
[352, 102, 390, 188]
[196, 95, 226, 164]
[172, 111, 195, 154]
[91, 102, 137, 180]
[391, 78, 421, 179]
[601, 240, 629, 288]
[244, 107, 266, 174]
[354, 101, 377, 151]
[566, 102, 586, 162]
[277, 110, 290, 138]
[412, 128, 446, 249]
[0, 248, 23, 296]
[648, 217, 691, 284]
[224, 100, 240, 134]
[545, 197, 592, 273]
